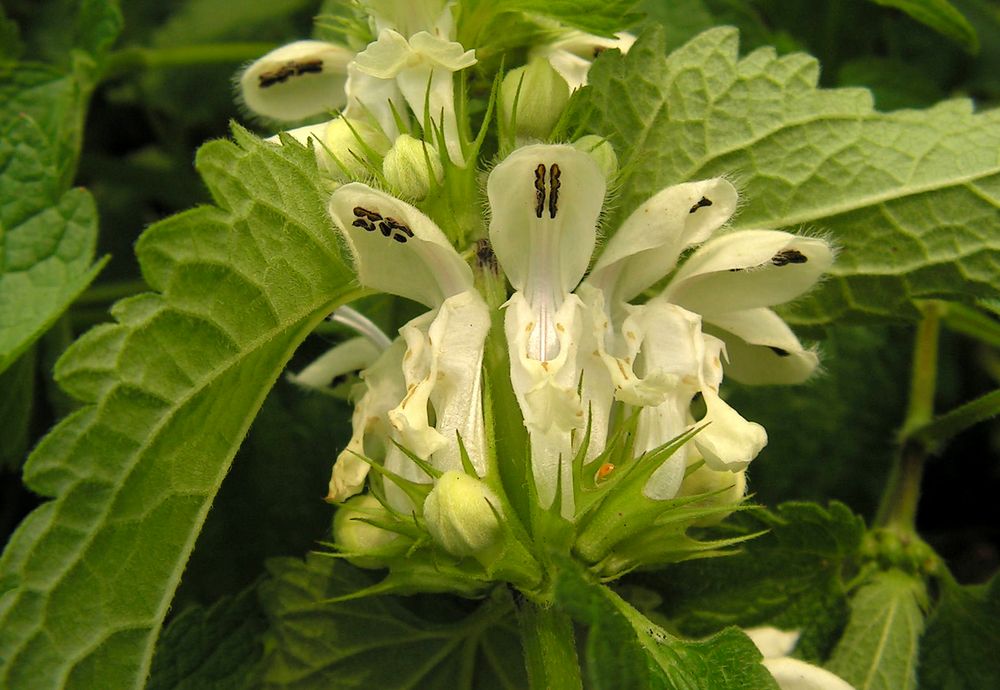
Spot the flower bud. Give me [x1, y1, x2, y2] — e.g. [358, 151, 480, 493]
[572, 135, 618, 180]
[423, 471, 501, 558]
[333, 494, 400, 569]
[677, 457, 746, 526]
[323, 117, 391, 180]
[382, 134, 443, 199]
[501, 58, 570, 140]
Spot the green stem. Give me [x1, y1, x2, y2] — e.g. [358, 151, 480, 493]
[875, 302, 943, 531]
[101, 42, 278, 82]
[516, 598, 583, 690]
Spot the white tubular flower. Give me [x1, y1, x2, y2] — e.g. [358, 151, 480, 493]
[583, 178, 830, 497]
[353, 29, 476, 165]
[328, 183, 490, 509]
[488, 144, 606, 514]
[532, 31, 636, 91]
[240, 40, 354, 121]
[360, 0, 452, 37]
[744, 627, 856, 690]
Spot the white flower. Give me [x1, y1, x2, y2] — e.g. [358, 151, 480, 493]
[532, 30, 636, 91]
[487, 144, 606, 514]
[583, 177, 832, 497]
[353, 29, 475, 164]
[239, 40, 354, 121]
[745, 627, 856, 690]
[326, 183, 490, 510]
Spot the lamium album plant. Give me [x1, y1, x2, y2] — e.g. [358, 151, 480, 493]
[1, 1, 999, 689]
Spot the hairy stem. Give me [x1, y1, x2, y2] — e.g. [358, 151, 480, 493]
[875, 302, 943, 531]
[516, 597, 582, 690]
[101, 42, 277, 82]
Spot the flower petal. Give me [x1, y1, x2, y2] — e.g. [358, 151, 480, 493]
[666, 231, 833, 315]
[694, 387, 768, 471]
[409, 32, 477, 71]
[534, 31, 636, 89]
[329, 182, 473, 306]
[343, 62, 405, 138]
[353, 30, 415, 79]
[489, 144, 606, 298]
[762, 658, 855, 690]
[744, 627, 801, 658]
[505, 292, 586, 512]
[240, 40, 353, 121]
[707, 308, 819, 385]
[589, 178, 738, 303]
[288, 336, 381, 389]
[327, 339, 408, 502]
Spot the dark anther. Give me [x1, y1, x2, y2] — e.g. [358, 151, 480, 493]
[769, 346, 791, 357]
[475, 238, 499, 274]
[391, 234, 408, 243]
[771, 249, 808, 267]
[689, 197, 713, 213]
[383, 217, 414, 237]
[293, 60, 323, 75]
[533, 164, 546, 219]
[377, 221, 393, 237]
[548, 163, 561, 219]
[258, 65, 294, 88]
[353, 206, 382, 221]
[352, 219, 375, 232]
[728, 267, 743, 272]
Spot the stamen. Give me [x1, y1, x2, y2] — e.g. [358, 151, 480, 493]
[771, 249, 808, 266]
[475, 239, 499, 274]
[768, 346, 791, 357]
[689, 196, 713, 213]
[259, 60, 324, 88]
[329, 305, 393, 350]
[534, 164, 547, 218]
[548, 163, 561, 219]
[352, 207, 412, 243]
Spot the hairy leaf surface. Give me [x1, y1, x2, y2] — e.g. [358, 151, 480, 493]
[919, 574, 1000, 689]
[586, 28, 1000, 324]
[259, 555, 526, 690]
[556, 557, 779, 689]
[826, 569, 927, 690]
[0, 130, 357, 689]
[641, 502, 864, 661]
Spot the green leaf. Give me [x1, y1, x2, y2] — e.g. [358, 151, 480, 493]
[0, 129, 357, 689]
[640, 502, 865, 661]
[867, 0, 978, 51]
[146, 584, 267, 690]
[585, 28, 1000, 325]
[175, 379, 353, 605]
[505, 0, 641, 37]
[258, 554, 526, 689]
[0, 348, 36, 472]
[919, 573, 1000, 689]
[0, 115, 105, 375]
[555, 557, 779, 690]
[826, 569, 927, 690]
[723, 325, 910, 514]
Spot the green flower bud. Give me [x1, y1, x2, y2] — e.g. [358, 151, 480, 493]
[382, 134, 443, 200]
[333, 494, 399, 569]
[501, 58, 570, 140]
[423, 471, 501, 558]
[572, 135, 618, 180]
[322, 117, 391, 180]
[677, 457, 746, 526]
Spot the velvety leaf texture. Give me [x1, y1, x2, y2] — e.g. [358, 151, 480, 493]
[146, 585, 267, 690]
[0, 114, 104, 375]
[0, 129, 357, 689]
[556, 558, 779, 690]
[867, 0, 978, 50]
[919, 574, 1000, 689]
[585, 27, 1000, 324]
[826, 569, 927, 690]
[639, 502, 864, 661]
[506, 0, 640, 36]
[258, 555, 526, 690]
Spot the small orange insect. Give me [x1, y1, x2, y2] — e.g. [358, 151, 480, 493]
[595, 462, 615, 481]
